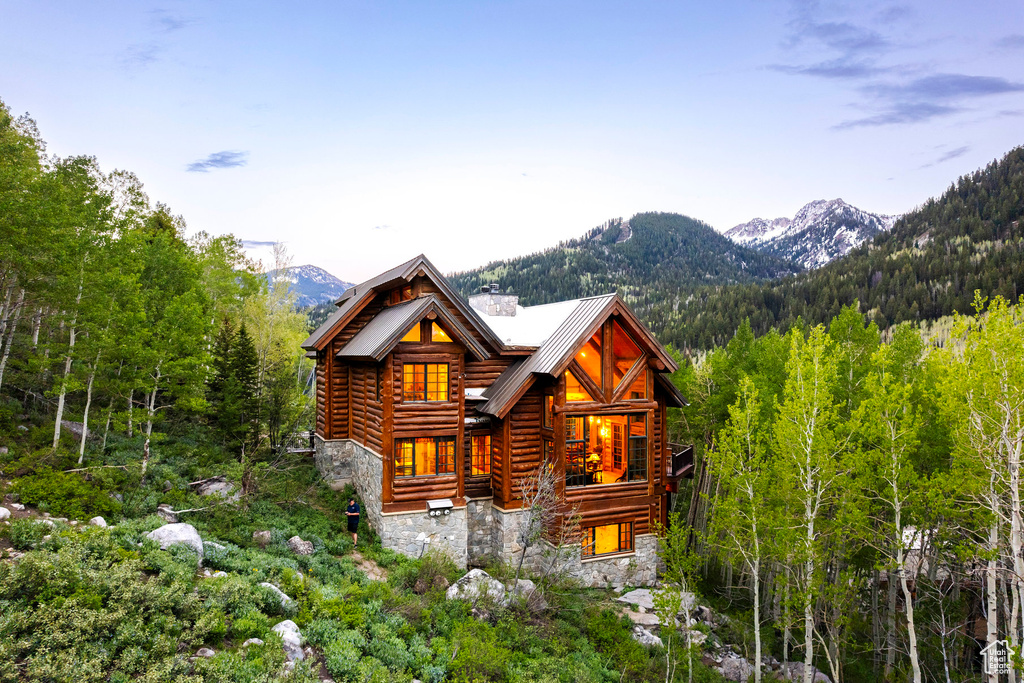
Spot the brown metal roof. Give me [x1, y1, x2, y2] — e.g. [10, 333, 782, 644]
[336, 295, 489, 362]
[301, 254, 504, 352]
[654, 372, 688, 408]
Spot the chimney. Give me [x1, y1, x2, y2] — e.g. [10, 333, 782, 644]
[469, 284, 518, 317]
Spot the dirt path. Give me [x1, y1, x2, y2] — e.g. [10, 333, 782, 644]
[348, 550, 387, 581]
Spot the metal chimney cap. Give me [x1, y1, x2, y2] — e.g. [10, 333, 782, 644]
[479, 286, 490, 293]
[489, 283, 500, 293]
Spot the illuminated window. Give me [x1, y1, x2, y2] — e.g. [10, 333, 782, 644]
[395, 437, 456, 477]
[611, 321, 642, 388]
[402, 363, 448, 402]
[391, 286, 414, 305]
[565, 370, 594, 402]
[573, 331, 603, 388]
[400, 323, 421, 343]
[626, 371, 646, 400]
[543, 395, 553, 429]
[565, 413, 647, 488]
[470, 433, 491, 475]
[543, 438, 553, 465]
[431, 322, 453, 343]
[582, 522, 633, 557]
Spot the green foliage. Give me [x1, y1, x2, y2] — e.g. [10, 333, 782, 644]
[12, 467, 121, 519]
[6, 518, 47, 550]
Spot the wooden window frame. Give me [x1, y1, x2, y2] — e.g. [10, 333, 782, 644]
[401, 362, 449, 402]
[581, 522, 634, 558]
[469, 433, 491, 476]
[395, 436, 456, 477]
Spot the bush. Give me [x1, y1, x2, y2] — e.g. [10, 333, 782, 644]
[6, 518, 47, 550]
[449, 620, 512, 682]
[12, 467, 120, 519]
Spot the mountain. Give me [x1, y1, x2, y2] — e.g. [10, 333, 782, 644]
[267, 264, 353, 308]
[667, 147, 1024, 349]
[448, 212, 800, 331]
[725, 199, 897, 269]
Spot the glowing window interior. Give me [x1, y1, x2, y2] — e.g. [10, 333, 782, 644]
[626, 371, 646, 400]
[400, 323, 421, 343]
[611, 321, 642, 388]
[574, 331, 603, 388]
[431, 322, 453, 343]
[565, 370, 594, 402]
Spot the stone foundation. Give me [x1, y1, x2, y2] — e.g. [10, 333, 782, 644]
[315, 437, 658, 584]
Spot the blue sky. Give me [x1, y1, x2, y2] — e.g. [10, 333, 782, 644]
[2, 1, 1022, 281]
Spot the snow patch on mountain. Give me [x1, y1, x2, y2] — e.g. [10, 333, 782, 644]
[725, 199, 897, 269]
[265, 265, 353, 308]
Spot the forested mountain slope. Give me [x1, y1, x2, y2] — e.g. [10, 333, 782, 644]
[667, 146, 1024, 349]
[448, 212, 800, 334]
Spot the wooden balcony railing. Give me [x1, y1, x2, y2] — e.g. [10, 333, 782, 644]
[667, 443, 695, 479]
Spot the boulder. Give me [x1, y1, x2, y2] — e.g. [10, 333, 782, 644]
[721, 656, 754, 682]
[9, 503, 25, 511]
[195, 476, 240, 502]
[253, 530, 272, 548]
[509, 578, 548, 611]
[781, 662, 831, 683]
[0, 446, 8, 455]
[156, 504, 178, 523]
[260, 582, 294, 608]
[632, 624, 663, 648]
[272, 619, 304, 662]
[146, 523, 204, 563]
[0, 507, 9, 521]
[195, 647, 216, 658]
[89, 516, 107, 528]
[287, 535, 314, 555]
[242, 638, 264, 647]
[163, 480, 173, 492]
[446, 568, 507, 604]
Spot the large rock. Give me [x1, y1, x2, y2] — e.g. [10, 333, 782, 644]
[781, 662, 832, 683]
[0, 507, 9, 521]
[156, 504, 178, 523]
[146, 523, 203, 563]
[253, 530, 272, 548]
[510, 578, 548, 611]
[272, 620, 304, 662]
[260, 582, 294, 608]
[632, 625, 663, 648]
[287, 535, 314, 555]
[195, 476, 240, 502]
[89, 516, 107, 527]
[446, 568, 507, 604]
[721, 656, 754, 682]
[616, 588, 696, 615]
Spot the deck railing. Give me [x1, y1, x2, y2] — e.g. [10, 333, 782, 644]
[667, 442, 695, 479]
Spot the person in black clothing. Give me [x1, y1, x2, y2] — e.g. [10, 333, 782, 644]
[346, 497, 360, 546]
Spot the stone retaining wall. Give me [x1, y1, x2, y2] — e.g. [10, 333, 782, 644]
[379, 507, 468, 568]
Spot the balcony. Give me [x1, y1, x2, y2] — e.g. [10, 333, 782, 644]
[667, 443, 695, 479]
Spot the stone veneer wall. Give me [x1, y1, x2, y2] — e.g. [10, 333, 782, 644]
[315, 437, 658, 584]
[314, 436, 467, 567]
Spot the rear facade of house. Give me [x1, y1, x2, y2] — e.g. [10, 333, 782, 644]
[302, 255, 693, 587]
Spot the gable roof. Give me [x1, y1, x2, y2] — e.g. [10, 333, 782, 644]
[301, 255, 504, 352]
[336, 295, 489, 362]
[476, 293, 681, 417]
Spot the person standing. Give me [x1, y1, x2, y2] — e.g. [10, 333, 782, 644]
[346, 497, 360, 546]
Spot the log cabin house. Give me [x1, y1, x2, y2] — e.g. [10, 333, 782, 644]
[302, 255, 693, 586]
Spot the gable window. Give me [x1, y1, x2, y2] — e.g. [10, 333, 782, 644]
[565, 413, 647, 487]
[431, 322, 453, 343]
[402, 363, 449, 402]
[565, 370, 595, 402]
[470, 433, 491, 476]
[400, 323, 421, 343]
[395, 437, 456, 477]
[582, 522, 633, 557]
[626, 371, 646, 400]
[574, 331, 603, 388]
[612, 321, 643, 389]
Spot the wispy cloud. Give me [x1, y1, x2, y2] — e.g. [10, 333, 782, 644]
[242, 240, 279, 248]
[835, 102, 960, 129]
[121, 44, 161, 68]
[996, 34, 1024, 49]
[151, 10, 193, 33]
[769, 59, 886, 80]
[865, 74, 1024, 101]
[187, 151, 249, 172]
[919, 145, 971, 168]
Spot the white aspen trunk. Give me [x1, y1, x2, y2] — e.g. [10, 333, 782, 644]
[127, 389, 134, 438]
[896, 527, 922, 683]
[885, 564, 897, 677]
[145, 364, 161, 442]
[0, 282, 13, 338]
[53, 276, 84, 448]
[31, 307, 42, 348]
[804, 510, 815, 683]
[0, 288, 25, 393]
[77, 351, 101, 464]
[141, 437, 150, 483]
[987, 508, 1000, 683]
[784, 565, 791, 667]
[753, 553, 763, 683]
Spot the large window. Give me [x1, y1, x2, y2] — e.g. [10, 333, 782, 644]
[395, 437, 456, 477]
[402, 363, 449, 402]
[565, 370, 595, 402]
[565, 413, 647, 487]
[582, 522, 633, 557]
[574, 331, 603, 388]
[611, 321, 642, 388]
[469, 433, 491, 476]
[431, 322, 453, 343]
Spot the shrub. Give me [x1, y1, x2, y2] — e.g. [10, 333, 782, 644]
[449, 620, 512, 683]
[6, 518, 47, 550]
[12, 467, 120, 520]
[231, 609, 272, 640]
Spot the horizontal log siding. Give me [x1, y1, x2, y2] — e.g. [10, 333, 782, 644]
[315, 357, 326, 437]
[391, 351, 461, 434]
[464, 357, 515, 389]
[329, 356, 349, 438]
[508, 388, 543, 500]
[490, 417, 506, 506]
